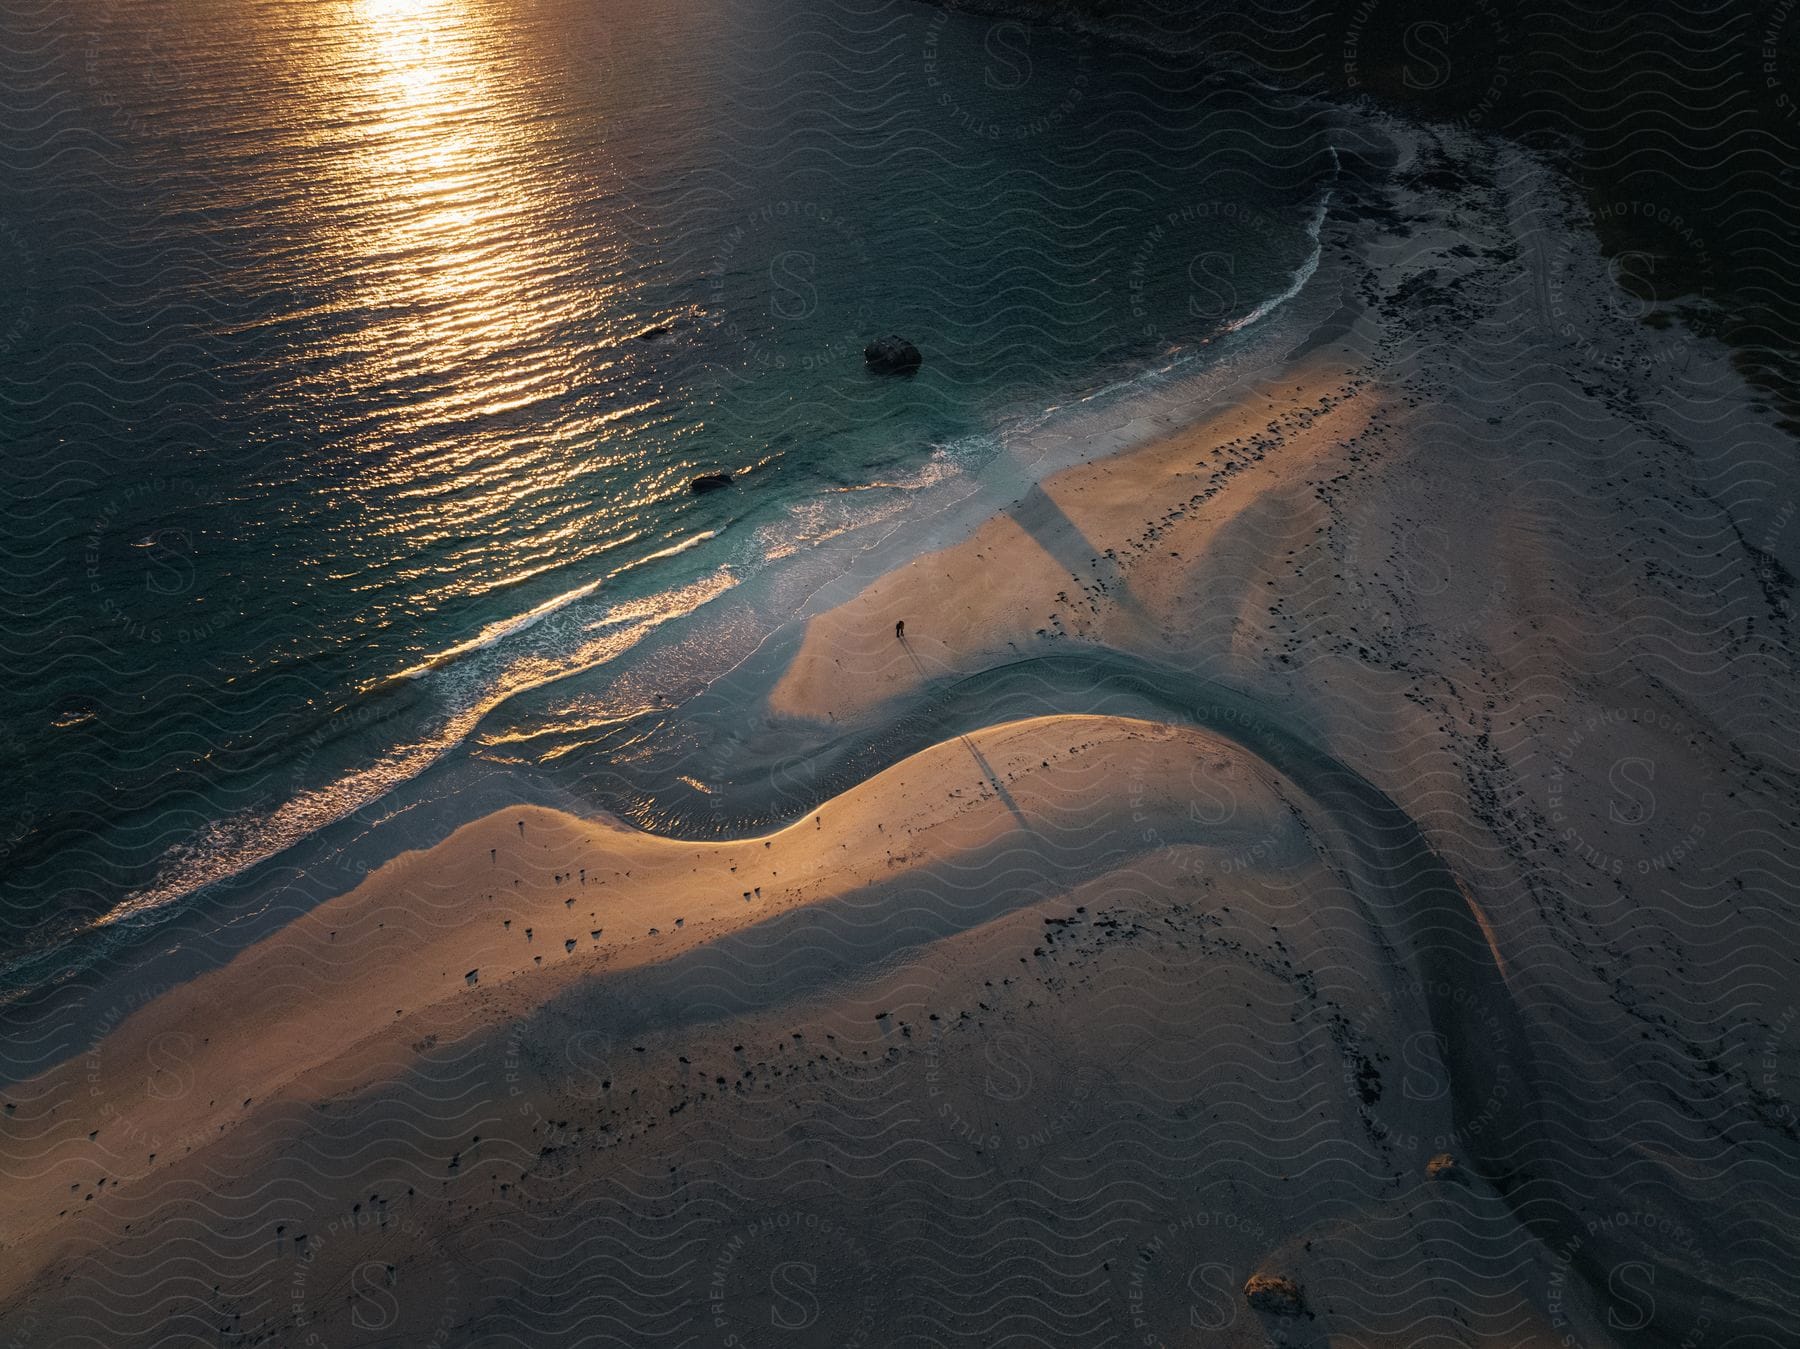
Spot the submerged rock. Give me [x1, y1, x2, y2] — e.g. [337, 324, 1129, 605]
[863, 335, 922, 375]
[1244, 1273, 1308, 1317]
[689, 473, 733, 495]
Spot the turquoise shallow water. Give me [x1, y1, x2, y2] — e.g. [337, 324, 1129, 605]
[0, 0, 1332, 995]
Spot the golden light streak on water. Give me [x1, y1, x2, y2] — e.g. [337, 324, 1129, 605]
[288, 0, 581, 537]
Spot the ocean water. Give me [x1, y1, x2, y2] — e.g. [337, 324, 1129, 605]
[0, 0, 1334, 998]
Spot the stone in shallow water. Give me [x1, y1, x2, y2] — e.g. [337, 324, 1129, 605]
[863, 335, 922, 375]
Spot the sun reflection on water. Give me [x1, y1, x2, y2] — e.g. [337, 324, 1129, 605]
[317, 0, 569, 426]
[254, 0, 643, 643]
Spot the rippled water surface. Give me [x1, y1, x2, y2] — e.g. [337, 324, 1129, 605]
[0, 0, 1333, 992]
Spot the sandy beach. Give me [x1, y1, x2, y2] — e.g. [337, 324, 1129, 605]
[1, 110, 1796, 1348]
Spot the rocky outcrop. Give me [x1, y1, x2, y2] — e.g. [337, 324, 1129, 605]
[1426, 1152, 1463, 1183]
[1243, 1273, 1308, 1317]
[863, 335, 922, 375]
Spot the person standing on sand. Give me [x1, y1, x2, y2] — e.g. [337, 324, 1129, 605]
[896, 619, 904, 640]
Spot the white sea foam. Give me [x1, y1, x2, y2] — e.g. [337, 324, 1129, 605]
[1222, 153, 1337, 336]
[80, 566, 739, 938]
[375, 528, 723, 688]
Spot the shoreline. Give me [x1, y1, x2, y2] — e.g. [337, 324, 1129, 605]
[0, 5, 1347, 1003]
[0, 103, 1363, 1029]
[3, 106, 1797, 1346]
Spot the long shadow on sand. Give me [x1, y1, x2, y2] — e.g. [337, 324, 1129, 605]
[572, 650, 1763, 1347]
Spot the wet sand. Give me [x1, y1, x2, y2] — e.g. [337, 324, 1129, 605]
[0, 115, 1796, 1346]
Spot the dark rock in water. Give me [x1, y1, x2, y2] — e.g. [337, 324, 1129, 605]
[1243, 1274, 1308, 1317]
[690, 473, 733, 495]
[864, 335, 922, 375]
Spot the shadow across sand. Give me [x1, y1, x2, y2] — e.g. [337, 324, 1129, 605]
[1004, 481, 1151, 631]
[900, 636, 1031, 834]
[555, 649, 1754, 1348]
